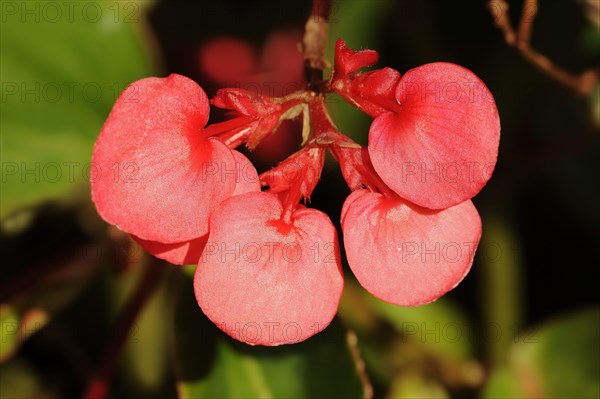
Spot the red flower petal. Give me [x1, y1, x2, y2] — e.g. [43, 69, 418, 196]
[231, 150, 261, 195]
[91, 74, 237, 243]
[332, 68, 402, 118]
[333, 39, 379, 79]
[132, 151, 259, 265]
[259, 146, 325, 202]
[341, 189, 481, 306]
[368, 63, 500, 209]
[211, 88, 273, 118]
[133, 235, 208, 265]
[195, 192, 343, 346]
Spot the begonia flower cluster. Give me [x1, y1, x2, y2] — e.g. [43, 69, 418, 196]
[91, 39, 500, 346]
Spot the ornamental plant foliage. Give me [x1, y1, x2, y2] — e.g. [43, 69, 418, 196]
[91, 39, 500, 346]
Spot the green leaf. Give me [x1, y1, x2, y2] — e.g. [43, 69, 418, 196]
[338, 279, 484, 393]
[0, 0, 157, 218]
[480, 367, 527, 399]
[515, 308, 599, 398]
[118, 271, 174, 398]
[173, 275, 368, 399]
[0, 304, 20, 361]
[325, 0, 393, 143]
[341, 278, 473, 361]
[482, 308, 600, 398]
[370, 297, 472, 360]
[387, 370, 449, 399]
[478, 214, 523, 366]
[327, 0, 393, 60]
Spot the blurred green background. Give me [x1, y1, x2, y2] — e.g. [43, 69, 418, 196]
[1, 0, 598, 398]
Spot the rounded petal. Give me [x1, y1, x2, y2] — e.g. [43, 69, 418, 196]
[342, 190, 481, 306]
[132, 152, 257, 265]
[133, 235, 208, 265]
[91, 74, 238, 243]
[195, 192, 343, 346]
[231, 151, 260, 195]
[368, 63, 500, 209]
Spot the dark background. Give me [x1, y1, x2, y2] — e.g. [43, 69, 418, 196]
[1, 0, 598, 398]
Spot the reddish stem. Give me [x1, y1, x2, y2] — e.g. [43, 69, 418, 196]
[307, 99, 397, 197]
[303, 0, 332, 90]
[311, 0, 332, 20]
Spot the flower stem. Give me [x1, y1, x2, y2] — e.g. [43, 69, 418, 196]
[310, 0, 332, 20]
[303, 0, 332, 91]
[488, 0, 598, 95]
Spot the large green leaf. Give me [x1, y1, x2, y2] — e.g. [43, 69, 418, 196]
[1, 0, 157, 218]
[173, 275, 368, 399]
